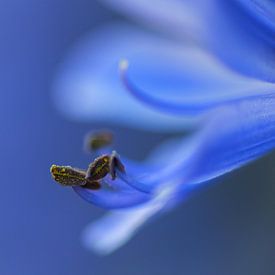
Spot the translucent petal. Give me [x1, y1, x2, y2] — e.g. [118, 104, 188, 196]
[81, 185, 175, 254]
[53, 23, 274, 129]
[126, 93, 275, 192]
[162, 94, 275, 187]
[181, 93, 275, 184]
[53, 24, 198, 131]
[102, 0, 275, 82]
[73, 176, 151, 209]
[119, 59, 274, 116]
[72, 155, 160, 208]
[78, 93, 275, 252]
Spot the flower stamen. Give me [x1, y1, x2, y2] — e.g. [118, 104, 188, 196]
[50, 151, 125, 190]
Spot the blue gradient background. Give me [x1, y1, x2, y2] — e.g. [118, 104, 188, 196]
[1, 1, 275, 274]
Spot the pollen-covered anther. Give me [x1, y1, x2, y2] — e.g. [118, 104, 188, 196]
[50, 164, 101, 190]
[50, 165, 86, 186]
[85, 151, 126, 182]
[50, 151, 125, 191]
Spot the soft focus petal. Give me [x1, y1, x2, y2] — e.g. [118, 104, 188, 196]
[100, 0, 202, 40]
[79, 89, 275, 252]
[102, 0, 275, 82]
[81, 185, 175, 254]
[195, 0, 275, 82]
[53, 23, 274, 129]
[53, 24, 198, 131]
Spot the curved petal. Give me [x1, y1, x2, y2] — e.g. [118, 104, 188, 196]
[78, 90, 275, 253]
[53, 24, 198, 131]
[72, 155, 160, 208]
[53, 23, 274, 129]
[73, 172, 151, 209]
[119, 59, 274, 116]
[126, 93, 275, 192]
[81, 184, 175, 254]
[181, 93, 275, 184]
[78, 89, 275, 252]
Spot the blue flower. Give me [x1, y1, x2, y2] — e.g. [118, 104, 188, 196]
[53, 1, 275, 254]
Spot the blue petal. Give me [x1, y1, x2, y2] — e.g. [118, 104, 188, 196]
[73, 177, 151, 209]
[81, 185, 176, 254]
[102, 0, 275, 82]
[196, 0, 275, 82]
[180, 93, 275, 184]
[53, 24, 198, 131]
[119, 59, 274, 115]
[72, 157, 158, 209]
[126, 93, 275, 192]
[53, 23, 274, 128]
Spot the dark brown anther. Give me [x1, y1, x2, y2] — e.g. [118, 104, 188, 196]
[85, 151, 125, 182]
[85, 155, 111, 181]
[84, 130, 113, 152]
[50, 165, 87, 186]
[50, 164, 101, 190]
[51, 151, 125, 190]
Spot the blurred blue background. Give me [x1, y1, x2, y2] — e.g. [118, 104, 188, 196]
[1, 1, 274, 274]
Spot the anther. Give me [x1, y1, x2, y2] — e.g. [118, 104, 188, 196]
[50, 164, 101, 190]
[84, 130, 113, 152]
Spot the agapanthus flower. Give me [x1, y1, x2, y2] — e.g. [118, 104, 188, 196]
[52, 1, 275, 254]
